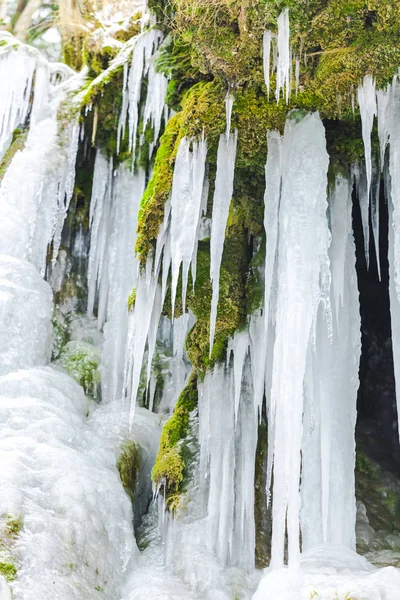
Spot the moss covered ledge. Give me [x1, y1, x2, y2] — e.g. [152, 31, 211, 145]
[152, 373, 198, 510]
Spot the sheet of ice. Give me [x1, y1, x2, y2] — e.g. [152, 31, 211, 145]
[209, 132, 237, 354]
[0, 367, 137, 600]
[267, 112, 329, 569]
[0, 256, 52, 375]
[0, 111, 79, 276]
[253, 546, 400, 600]
[142, 60, 168, 158]
[0, 41, 36, 158]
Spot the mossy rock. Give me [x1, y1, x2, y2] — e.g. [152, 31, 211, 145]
[152, 373, 198, 509]
[117, 441, 141, 501]
[0, 514, 23, 583]
[58, 341, 101, 400]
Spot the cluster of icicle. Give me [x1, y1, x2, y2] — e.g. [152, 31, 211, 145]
[117, 27, 169, 157]
[0, 32, 81, 275]
[263, 9, 296, 102]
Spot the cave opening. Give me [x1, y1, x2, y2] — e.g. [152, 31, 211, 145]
[353, 175, 400, 473]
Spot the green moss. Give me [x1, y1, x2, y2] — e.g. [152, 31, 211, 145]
[0, 514, 23, 583]
[0, 128, 28, 181]
[127, 288, 137, 312]
[59, 342, 101, 399]
[117, 441, 141, 501]
[0, 562, 17, 582]
[136, 112, 185, 263]
[152, 374, 198, 509]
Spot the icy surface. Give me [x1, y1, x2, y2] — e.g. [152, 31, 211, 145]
[253, 546, 400, 600]
[209, 132, 238, 354]
[0, 367, 137, 600]
[0, 256, 52, 375]
[263, 31, 273, 97]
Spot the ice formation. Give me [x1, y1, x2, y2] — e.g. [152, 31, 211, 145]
[87, 151, 145, 403]
[117, 28, 168, 155]
[209, 131, 238, 354]
[263, 10, 292, 103]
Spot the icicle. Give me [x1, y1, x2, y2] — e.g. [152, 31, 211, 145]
[263, 31, 273, 98]
[268, 112, 330, 569]
[384, 78, 400, 442]
[100, 168, 145, 404]
[371, 161, 381, 280]
[0, 42, 37, 158]
[275, 9, 291, 103]
[209, 131, 238, 355]
[263, 130, 282, 497]
[377, 84, 393, 170]
[87, 152, 113, 319]
[225, 90, 234, 139]
[352, 163, 370, 269]
[227, 330, 249, 423]
[301, 174, 361, 552]
[358, 74, 377, 200]
[170, 136, 208, 315]
[117, 29, 165, 155]
[295, 57, 300, 96]
[142, 61, 168, 157]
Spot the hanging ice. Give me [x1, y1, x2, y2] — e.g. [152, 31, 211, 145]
[358, 75, 377, 199]
[101, 168, 145, 404]
[352, 163, 370, 269]
[170, 136, 208, 315]
[209, 131, 238, 354]
[117, 28, 166, 155]
[301, 175, 361, 552]
[0, 45, 80, 275]
[276, 9, 291, 103]
[267, 112, 330, 569]
[225, 90, 234, 138]
[263, 31, 273, 98]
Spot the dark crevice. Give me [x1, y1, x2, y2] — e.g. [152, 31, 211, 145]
[353, 175, 400, 473]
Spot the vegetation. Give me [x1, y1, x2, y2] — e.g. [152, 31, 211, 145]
[117, 441, 141, 501]
[152, 373, 198, 509]
[0, 514, 23, 582]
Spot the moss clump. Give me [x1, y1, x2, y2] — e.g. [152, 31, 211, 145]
[117, 441, 141, 501]
[0, 514, 23, 583]
[136, 112, 185, 263]
[0, 562, 17, 581]
[58, 341, 101, 399]
[0, 128, 28, 181]
[127, 288, 137, 312]
[152, 374, 198, 509]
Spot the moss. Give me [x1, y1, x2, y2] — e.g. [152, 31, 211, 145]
[0, 562, 17, 582]
[0, 514, 23, 583]
[136, 112, 185, 262]
[127, 288, 137, 312]
[152, 374, 198, 509]
[0, 128, 28, 181]
[117, 441, 141, 501]
[59, 342, 101, 399]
